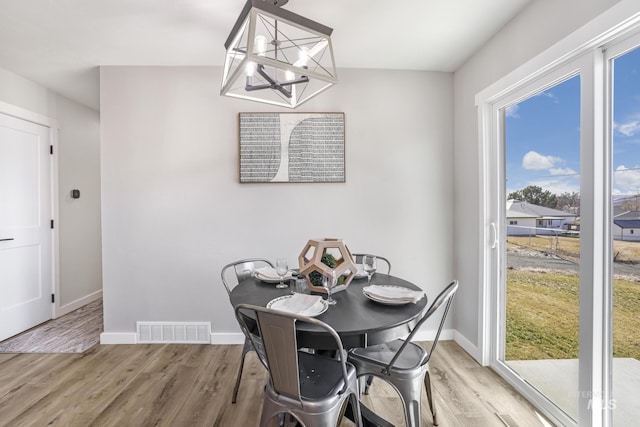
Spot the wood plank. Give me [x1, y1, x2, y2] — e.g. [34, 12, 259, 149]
[0, 341, 553, 426]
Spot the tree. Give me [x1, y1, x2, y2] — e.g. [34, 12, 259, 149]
[508, 185, 558, 208]
[556, 191, 580, 214]
[619, 194, 640, 212]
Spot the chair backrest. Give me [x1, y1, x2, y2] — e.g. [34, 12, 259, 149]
[352, 253, 392, 274]
[234, 303, 351, 403]
[221, 258, 274, 295]
[384, 280, 458, 372]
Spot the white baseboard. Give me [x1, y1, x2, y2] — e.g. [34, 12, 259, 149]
[100, 330, 458, 345]
[210, 332, 245, 345]
[99, 328, 473, 350]
[100, 332, 137, 344]
[411, 328, 454, 342]
[453, 330, 483, 363]
[56, 289, 102, 317]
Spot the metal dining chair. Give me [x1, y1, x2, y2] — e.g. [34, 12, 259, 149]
[351, 253, 392, 393]
[348, 280, 459, 427]
[235, 303, 363, 427]
[221, 258, 274, 404]
[352, 253, 392, 274]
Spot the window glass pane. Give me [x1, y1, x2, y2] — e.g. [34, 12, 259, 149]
[504, 75, 581, 419]
[611, 44, 640, 425]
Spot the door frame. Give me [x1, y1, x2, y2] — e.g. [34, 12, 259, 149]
[475, 5, 640, 427]
[0, 101, 60, 319]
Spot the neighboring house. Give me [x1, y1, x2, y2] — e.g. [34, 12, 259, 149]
[506, 200, 578, 236]
[564, 220, 580, 236]
[613, 211, 640, 241]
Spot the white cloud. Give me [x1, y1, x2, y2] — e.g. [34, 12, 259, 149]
[537, 91, 559, 103]
[549, 167, 578, 176]
[615, 120, 640, 137]
[614, 165, 640, 191]
[505, 104, 520, 118]
[522, 151, 562, 170]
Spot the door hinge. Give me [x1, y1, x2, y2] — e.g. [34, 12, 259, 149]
[50, 145, 53, 155]
[51, 294, 55, 303]
[50, 219, 54, 229]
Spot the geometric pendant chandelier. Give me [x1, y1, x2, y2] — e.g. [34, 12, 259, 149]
[221, 0, 337, 108]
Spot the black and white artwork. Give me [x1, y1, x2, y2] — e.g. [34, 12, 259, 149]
[239, 113, 345, 183]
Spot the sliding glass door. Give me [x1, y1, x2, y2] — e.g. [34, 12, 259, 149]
[607, 37, 640, 426]
[503, 74, 582, 420]
[481, 29, 640, 426]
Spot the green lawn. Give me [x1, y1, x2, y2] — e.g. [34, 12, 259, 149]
[506, 268, 640, 360]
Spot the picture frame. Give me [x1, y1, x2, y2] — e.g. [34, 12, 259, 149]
[238, 112, 345, 183]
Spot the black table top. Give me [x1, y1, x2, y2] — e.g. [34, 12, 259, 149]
[230, 273, 428, 350]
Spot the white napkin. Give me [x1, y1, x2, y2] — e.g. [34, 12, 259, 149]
[363, 285, 425, 303]
[270, 293, 325, 316]
[255, 266, 294, 280]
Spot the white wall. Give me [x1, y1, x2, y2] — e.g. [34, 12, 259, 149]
[99, 66, 454, 338]
[452, 0, 621, 355]
[56, 96, 103, 307]
[0, 66, 102, 312]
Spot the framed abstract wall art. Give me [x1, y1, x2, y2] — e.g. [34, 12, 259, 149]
[239, 112, 345, 183]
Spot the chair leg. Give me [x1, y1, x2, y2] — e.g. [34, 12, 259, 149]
[232, 338, 253, 404]
[424, 371, 438, 426]
[349, 392, 364, 427]
[392, 377, 424, 427]
[363, 375, 374, 394]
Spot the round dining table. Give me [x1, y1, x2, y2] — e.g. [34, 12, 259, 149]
[230, 273, 428, 350]
[231, 272, 428, 427]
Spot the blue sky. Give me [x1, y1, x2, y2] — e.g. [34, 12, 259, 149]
[505, 46, 640, 197]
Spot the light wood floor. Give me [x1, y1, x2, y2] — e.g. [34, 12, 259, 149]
[0, 341, 552, 427]
[0, 298, 103, 353]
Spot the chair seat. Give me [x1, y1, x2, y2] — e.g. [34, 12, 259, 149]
[298, 351, 357, 400]
[350, 339, 429, 371]
[235, 304, 363, 427]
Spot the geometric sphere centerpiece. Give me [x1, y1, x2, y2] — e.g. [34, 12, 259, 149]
[298, 238, 357, 294]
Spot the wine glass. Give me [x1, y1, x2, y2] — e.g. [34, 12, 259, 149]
[275, 258, 289, 289]
[363, 255, 377, 285]
[322, 270, 338, 305]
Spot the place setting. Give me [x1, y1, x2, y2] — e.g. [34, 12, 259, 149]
[253, 257, 295, 288]
[266, 292, 329, 317]
[354, 254, 424, 305]
[263, 261, 340, 317]
[362, 284, 425, 305]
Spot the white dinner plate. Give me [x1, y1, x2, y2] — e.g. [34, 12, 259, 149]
[362, 285, 419, 305]
[266, 295, 329, 317]
[254, 268, 294, 283]
[255, 272, 286, 283]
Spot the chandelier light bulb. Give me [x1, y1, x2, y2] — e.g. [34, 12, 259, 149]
[285, 69, 295, 82]
[298, 46, 310, 67]
[254, 35, 268, 57]
[245, 61, 256, 77]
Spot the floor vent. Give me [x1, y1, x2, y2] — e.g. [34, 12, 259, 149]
[136, 322, 211, 344]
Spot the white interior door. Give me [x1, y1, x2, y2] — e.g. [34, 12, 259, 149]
[0, 112, 52, 342]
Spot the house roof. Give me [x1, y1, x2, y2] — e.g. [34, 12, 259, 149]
[614, 211, 640, 221]
[614, 219, 640, 229]
[506, 210, 537, 219]
[506, 200, 576, 219]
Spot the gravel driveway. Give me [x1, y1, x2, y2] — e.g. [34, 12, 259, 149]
[507, 247, 640, 279]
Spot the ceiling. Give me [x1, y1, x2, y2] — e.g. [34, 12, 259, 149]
[0, 0, 531, 111]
